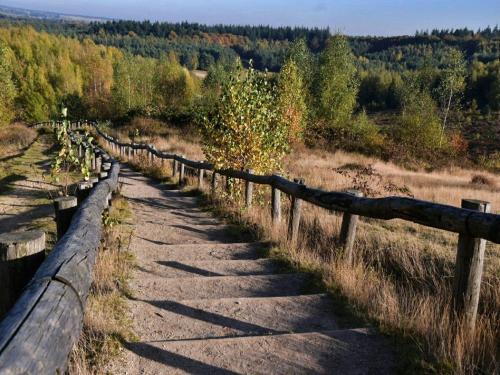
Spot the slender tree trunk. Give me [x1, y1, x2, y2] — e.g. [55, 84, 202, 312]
[440, 88, 453, 147]
[128, 74, 131, 111]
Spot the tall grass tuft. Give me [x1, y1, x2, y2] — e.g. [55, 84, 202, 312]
[69, 196, 135, 374]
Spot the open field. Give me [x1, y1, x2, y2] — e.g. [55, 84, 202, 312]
[107, 118, 499, 374]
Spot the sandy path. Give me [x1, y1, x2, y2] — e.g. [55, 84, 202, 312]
[108, 165, 394, 374]
[0, 135, 57, 242]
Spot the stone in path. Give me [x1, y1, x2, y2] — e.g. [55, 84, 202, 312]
[108, 166, 395, 374]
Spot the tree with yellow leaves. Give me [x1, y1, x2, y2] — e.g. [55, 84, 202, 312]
[202, 64, 289, 174]
[277, 59, 307, 144]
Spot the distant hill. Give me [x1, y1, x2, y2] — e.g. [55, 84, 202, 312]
[0, 5, 498, 73]
[0, 4, 111, 23]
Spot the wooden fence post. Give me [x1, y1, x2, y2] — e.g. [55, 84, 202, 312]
[89, 177, 99, 189]
[179, 160, 185, 186]
[91, 151, 97, 171]
[76, 182, 91, 205]
[453, 199, 490, 333]
[102, 162, 111, 172]
[288, 178, 304, 245]
[54, 196, 78, 240]
[0, 231, 46, 319]
[198, 163, 204, 189]
[211, 172, 218, 195]
[245, 169, 254, 208]
[172, 159, 178, 177]
[95, 154, 102, 173]
[271, 177, 281, 226]
[99, 171, 108, 181]
[339, 190, 363, 265]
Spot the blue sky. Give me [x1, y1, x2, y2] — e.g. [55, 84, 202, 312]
[2, 0, 499, 36]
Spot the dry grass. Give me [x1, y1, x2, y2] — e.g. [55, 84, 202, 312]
[207, 189, 499, 374]
[109, 117, 204, 160]
[102, 122, 499, 374]
[0, 123, 37, 158]
[69, 196, 135, 375]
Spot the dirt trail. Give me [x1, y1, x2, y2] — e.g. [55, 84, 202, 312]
[0, 135, 57, 242]
[109, 165, 395, 374]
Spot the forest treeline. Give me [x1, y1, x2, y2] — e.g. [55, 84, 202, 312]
[1, 16, 498, 113]
[2, 16, 499, 72]
[0, 24, 498, 169]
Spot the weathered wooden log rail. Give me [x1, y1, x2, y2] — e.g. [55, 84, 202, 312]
[77, 119, 498, 335]
[0, 121, 120, 374]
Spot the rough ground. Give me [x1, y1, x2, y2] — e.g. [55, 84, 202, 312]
[0, 135, 57, 243]
[108, 165, 395, 374]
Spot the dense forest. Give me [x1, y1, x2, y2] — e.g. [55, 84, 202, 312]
[2, 16, 499, 71]
[0, 18, 498, 169]
[1, 16, 498, 112]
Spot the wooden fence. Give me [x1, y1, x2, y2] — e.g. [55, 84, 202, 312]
[0, 122, 120, 373]
[1, 119, 496, 372]
[86, 120, 499, 335]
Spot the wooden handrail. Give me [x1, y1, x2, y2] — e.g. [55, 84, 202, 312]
[0, 125, 120, 373]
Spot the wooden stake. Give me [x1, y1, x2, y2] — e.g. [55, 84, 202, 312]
[245, 169, 254, 208]
[271, 178, 281, 226]
[54, 196, 78, 240]
[288, 178, 304, 245]
[453, 199, 490, 334]
[0, 231, 45, 319]
[339, 190, 363, 265]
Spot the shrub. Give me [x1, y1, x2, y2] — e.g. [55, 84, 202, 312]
[478, 151, 500, 173]
[397, 76, 444, 153]
[470, 174, 495, 187]
[350, 110, 385, 153]
[277, 59, 307, 144]
[125, 117, 165, 138]
[202, 65, 289, 174]
[0, 123, 36, 157]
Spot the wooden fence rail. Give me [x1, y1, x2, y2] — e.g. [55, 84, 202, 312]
[85, 121, 500, 244]
[84, 120, 498, 335]
[0, 122, 120, 374]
